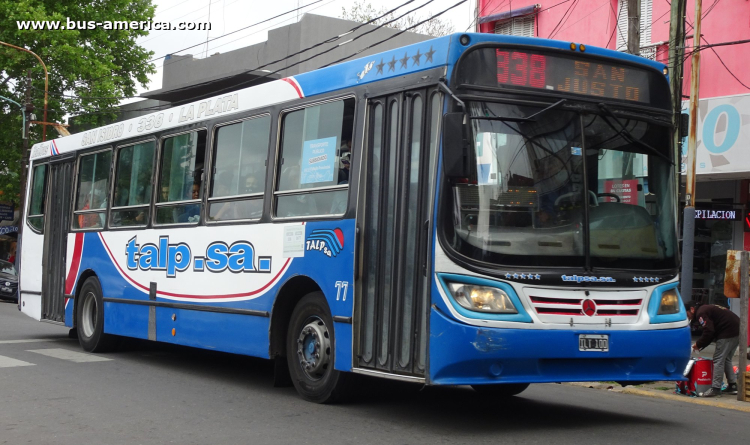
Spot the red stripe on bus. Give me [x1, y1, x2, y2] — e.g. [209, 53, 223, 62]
[281, 77, 304, 98]
[64, 232, 85, 294]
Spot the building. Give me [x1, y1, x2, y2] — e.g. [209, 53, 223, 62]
[475, 0, 750, 309]
[69, 13, 432, 132]
[126, 14, 430, 114]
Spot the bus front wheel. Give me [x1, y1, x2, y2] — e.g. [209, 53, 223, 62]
[76, 276, 116, 352]
[286, 291, 349, 403]
[471, 383, 530, 397]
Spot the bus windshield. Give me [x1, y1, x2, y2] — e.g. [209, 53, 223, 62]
[442, 101, 678, 270]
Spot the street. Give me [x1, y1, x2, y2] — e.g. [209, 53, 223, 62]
[0, 300, 746, 445]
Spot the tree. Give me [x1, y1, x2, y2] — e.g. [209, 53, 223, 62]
[0, 0, 156, 205]
[340, 1, 454, 37]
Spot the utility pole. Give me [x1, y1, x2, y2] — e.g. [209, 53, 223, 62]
[680, 0, 703, 303]
[667, 0, 687, 178]
[667, 0, 690, 301]
[627, 0, 641, 55]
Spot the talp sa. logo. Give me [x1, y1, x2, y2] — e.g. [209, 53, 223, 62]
[306, 228, 344, 258]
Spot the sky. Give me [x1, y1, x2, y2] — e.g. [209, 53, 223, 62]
[123, 0, 476, 105]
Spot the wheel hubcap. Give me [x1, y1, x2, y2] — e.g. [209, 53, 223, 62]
[81, 291, 97, 338]
[296, 317, 331, 380]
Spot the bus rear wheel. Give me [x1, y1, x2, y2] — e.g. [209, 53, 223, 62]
[286, 291, 349, 403]
[76, 276, 116, 352]
[471, 383, 529, 397]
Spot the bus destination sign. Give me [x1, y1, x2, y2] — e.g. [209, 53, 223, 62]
[493, 49, 650, 103]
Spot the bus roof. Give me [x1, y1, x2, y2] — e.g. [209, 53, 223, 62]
[30, 33, 665, 160]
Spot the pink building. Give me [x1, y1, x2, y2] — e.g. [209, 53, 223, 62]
[476, 0, 750, 308]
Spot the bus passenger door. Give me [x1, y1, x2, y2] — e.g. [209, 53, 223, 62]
[41, 156, 75, 323]
[356, 88, 441, 377]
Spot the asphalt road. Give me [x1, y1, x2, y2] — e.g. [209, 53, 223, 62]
[1, 301, 745, 445]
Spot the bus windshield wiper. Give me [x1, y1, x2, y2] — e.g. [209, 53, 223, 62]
[597, 103, 674, 165]
[469, 99, 567, 122]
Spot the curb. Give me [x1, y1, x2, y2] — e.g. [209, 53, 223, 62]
[621, 387, 750, 413]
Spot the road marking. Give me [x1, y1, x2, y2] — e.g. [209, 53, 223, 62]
[0, 355, 35, 368]
[0, 338, 61, 344]
[27, 348, 112, 363]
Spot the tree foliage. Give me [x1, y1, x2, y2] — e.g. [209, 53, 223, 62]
[0, 0, 156, 205]
[340, 1, 454, 37]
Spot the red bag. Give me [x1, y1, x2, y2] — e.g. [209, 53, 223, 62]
[676, 358, 712, 396]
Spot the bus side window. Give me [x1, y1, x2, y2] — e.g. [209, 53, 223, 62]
[275, 98, 355, 218]
[208, 115, 270, 222]
[27, 164, 48, 233]
[110, 141, 155, 228]
[155, 130, 207, 225]
[72, 150, 112, 230]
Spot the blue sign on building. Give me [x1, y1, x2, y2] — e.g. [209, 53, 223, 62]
[0, 204, 14, 222]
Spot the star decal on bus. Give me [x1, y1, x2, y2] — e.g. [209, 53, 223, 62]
[387, 55, 397, 72]
[424, 46, 435, 62]
[411, 49, 422, 66]
[399, 52, 409, 69]
[376, 59, 385, 74]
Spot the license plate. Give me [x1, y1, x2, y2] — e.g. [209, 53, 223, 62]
[0, 287, 10, 293]
[579, 334, 609, 352]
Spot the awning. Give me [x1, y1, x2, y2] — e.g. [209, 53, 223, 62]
[478, 4, 539, 25]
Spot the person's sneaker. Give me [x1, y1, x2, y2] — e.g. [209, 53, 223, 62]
[701, 387, 722, 397]
[722, 383, 738, 395]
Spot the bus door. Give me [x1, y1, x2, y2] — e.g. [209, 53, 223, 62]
[41, 156, 75, 323]
[356, 88, 441, 377]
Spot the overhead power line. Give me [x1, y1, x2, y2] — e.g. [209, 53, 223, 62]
[58, 0, 441, 116]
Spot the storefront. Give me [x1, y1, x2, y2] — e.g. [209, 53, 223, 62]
[683, 92, 750, 314]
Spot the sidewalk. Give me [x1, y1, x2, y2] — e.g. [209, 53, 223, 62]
[566, 345, 750, 413]
[566, 380, 750, 413]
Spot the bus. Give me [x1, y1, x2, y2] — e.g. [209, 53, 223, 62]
[18, 32, 690, 403]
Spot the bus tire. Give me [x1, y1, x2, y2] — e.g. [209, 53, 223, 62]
[286, 291, 349, 403]
[76, 276, 116, 353]
[471, 383, 529, 397]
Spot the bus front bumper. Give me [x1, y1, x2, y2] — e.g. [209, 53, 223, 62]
[429, 308, 691, 386]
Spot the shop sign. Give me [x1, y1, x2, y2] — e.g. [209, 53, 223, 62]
[682, 93, 750, 176]
[604, 179, 638, 205]
[0, 226, 18, 235]
[0, 204, 13, 221]
[695, 209, 742, 220]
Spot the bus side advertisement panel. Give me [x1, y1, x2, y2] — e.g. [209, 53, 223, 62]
[64, 220, 355, 367]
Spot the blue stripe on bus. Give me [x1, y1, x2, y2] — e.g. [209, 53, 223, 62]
[292, 33, 666, 98]
[69, 219, 356, 370]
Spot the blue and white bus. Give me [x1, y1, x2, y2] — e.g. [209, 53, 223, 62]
[19, 33, 690, 402]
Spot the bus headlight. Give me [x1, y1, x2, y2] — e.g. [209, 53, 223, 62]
[657, 288, 680, 315]
[447, 283, 518, 314]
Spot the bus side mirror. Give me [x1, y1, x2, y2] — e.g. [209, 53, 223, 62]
[679, 113, 689, 139]
[442, 112, 469, 178]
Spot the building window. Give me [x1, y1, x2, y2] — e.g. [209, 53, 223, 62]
[275, 98, 355, 218]
[111, 141, 155, 227]
[616, 0, 652, 50]
[494, 16, 535, 37]
[156, 130, 207, 225]
[73, 150, 112, 230]
[208, 115, 271, 222]
[27, 164, 47, 233]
